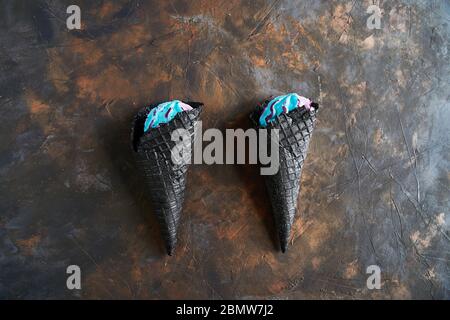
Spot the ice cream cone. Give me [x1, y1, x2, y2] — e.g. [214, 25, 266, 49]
[251, 97, 319, 252]
[131, 101, 203, 255]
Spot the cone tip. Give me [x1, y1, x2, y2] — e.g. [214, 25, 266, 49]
[279, 233, 290, 253]
[165, 236, 178, 256]
[166, 245, 175, 256]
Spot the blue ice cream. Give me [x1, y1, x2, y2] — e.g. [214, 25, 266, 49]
[144, 100, 193, 131]
[259, 93, 314, 127]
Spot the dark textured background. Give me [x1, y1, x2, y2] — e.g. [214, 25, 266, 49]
[0, 0, 449, 299]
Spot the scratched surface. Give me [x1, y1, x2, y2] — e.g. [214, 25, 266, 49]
[0, 0, 449, 299]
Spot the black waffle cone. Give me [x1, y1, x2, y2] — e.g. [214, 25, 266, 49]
[251, 99, 319, 252]
[131, 102, 203, 255]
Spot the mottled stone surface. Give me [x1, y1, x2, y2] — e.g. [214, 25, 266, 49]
[0, 0, 449, 299]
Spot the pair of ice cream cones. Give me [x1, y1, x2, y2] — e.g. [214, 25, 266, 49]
[131, 98, 319, 255]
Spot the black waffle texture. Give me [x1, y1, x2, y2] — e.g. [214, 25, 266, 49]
[131, 102, 203, 255]
[251, 98, 319, 253]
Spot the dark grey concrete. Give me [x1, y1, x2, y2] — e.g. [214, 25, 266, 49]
[0, 0, 449, 299]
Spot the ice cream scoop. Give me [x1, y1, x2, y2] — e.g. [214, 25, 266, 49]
[144, 100, 193, 131]
[259, 93, 314, 127]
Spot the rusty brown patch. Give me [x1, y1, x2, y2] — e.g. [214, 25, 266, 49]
[373, 128, 383, 146]
[109, 24, 150, 51]
[47, 49, 70, 93]
[389, 280, 412, 299]
[97, 2, 122, 19]
[250, 54, 268, 68]
[330, 3, 353, 36]
[76, 65, 138, 103]
[71, 38, 104, 66]
[311, 257, 322, 270]
[343, 259, 359, 279]
[26, 92, 50, 115]
[16, 234, 41, 255]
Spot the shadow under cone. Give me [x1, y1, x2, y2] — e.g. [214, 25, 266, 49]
[131, 102, 203, 255]
[251, 100, 319, 252]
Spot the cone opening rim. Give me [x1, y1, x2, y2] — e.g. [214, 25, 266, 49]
[132, 101, 203, 152]
[250, 98, 319, 129]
